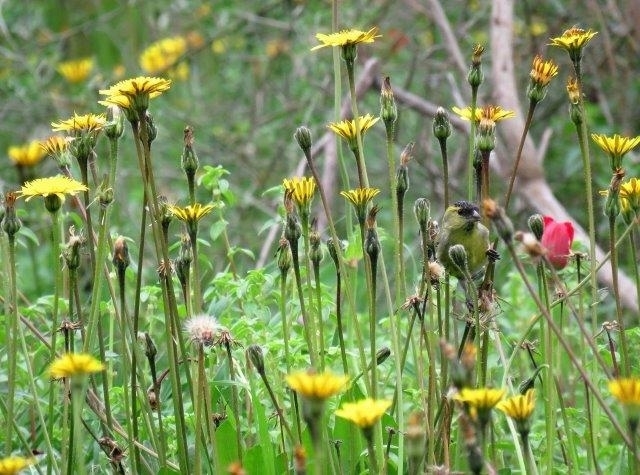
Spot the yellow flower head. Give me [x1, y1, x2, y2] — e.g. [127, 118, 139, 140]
[286, 370, 350, 401]
[99, 76, 171, 118]
[335, 398, 392, 429]
[283, 177, 316, 209]
[311, 27, 381, 51]
[328, 114, 379, 150]
[566, 76, 581, 104]
[57, 57, 94, 83]
[341, 187, 380, 207]
[620, 178, 640, 215]
[51, 112, 106, 134]
[496, 389, 536, 422]
[139, 36, 187, 74]
[454, 387, 505, 410]
[40, 136, 73, 168]
[167, 203, 215, 223]
[530, 55, 559, 87]
[8, 140, 46, 167]
[0, 455, 35, 475]
[591, 133, 640, 171]
[49, 352, 105, 379]
[19, 175, 88, 203]
[609, 377, 640, 407]
[452, 105, 515, 123]
[549, 27, 597, 59]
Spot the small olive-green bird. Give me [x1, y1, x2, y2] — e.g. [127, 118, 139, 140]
[436, 200, 490, 280]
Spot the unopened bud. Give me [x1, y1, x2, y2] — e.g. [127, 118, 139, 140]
[63, 228, 84, 271]
[181, 126, 199, 177]
[467, 44, 484, 88]
[414, 198, 430, 232]
[294, 126, 312, 157]
[433, 107, 452, 140]
[143, 112, 157, 145]
[105, 105, 125, 140]
[380, 76, 398, 129]
[247, 344, 265, 374]
[376, 346, 391, 366]
[144, 332, 157, 360]
[527, 214, 544, 240]
[483, 199, 513, 243]
[309, 230, 323, 265]
[277, 237, 292, 274]
[448, 244, 469, 277]
[112, 236, 130, 272]
[326, 237, 343, 270]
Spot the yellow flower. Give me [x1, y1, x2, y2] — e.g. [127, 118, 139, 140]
[591, 133, 640, 171]
[341, 187, 380, 207]
[455, 387, 505, 410]
[549, 27, 597, 58]
[51, 112, 106, 134]
[620, 178, 640, 215]
[328, 114, 379, 150]
[609, 377, 640, 426]
[139, 36, 187, 74]
[0, 455, 35, 475]
[49, 352, 105, 379]
[19, 175, 88, 203]
[167, 203, 215, 223]
[335, 398, 392, 429]
[56, 57, 94, 83]
[99, 76, 171, 118]
[40, 136, 73, 168]
[311, 27, 381, 51]
[283, 177, 316, 209]
[452, 105, 515, 123]
[286, 370, 350, 401]
[609, 377, 640, 407]
[530, 55, 558, 87]
[8, 140, 46, 167]
[496, 389, 536, 422]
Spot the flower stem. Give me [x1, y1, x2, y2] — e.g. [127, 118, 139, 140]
[608, 215, 630, 376]
[504, 100, 536, 212]
[467, 90, 478, 201]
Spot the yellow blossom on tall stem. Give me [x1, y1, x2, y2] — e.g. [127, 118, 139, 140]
[99, 76, 172, 121]
[8, 140, 46, 167]
[286, 370, 349, 401]
[311, 27, 381, 51]
[341, 187, 380, 226]
[328, 114, 380, 151]
[619, 177, 640, 222]
[139, 36, 187, 74]
[452, 105, 515, 124]
[549, 26, 597, 70]
[591, 133, 640, 172]
[455, 387, 505, 430]
[496, 389, 536, 434]
[19, 175, 88, 213]
[335, 397, 391, 429]
[528, 55, 559, 102]
[51, 113, 106, 163]
[56, 57, 94, 83]
[49, 352, 105, 379]
[282, 177, 316, 218]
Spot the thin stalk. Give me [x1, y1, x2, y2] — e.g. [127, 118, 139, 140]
[438, 137, 450, 208]
[194, 345, 205, 475]
[6, 234, 18, 454]
[384, 128, 404, 301]
[344, 60, 369, 189]
[189, 230, 203, 313]
[279, 270, 292, 371]
[334, 269, 349, 375]
[71, 380, 87, 475]
[289, 237, 317, 367]
[312, 259, 326, 371]
[467, 90, 478, 201]
[608, 215, 630, 376]
[503, 100, 536, 211]
[45, 210, 62, 475]
[537, 263, 555, 472]
[365, 431, 379, 474]
[629, 228, 640, 313]
[225, 340, 243, 463]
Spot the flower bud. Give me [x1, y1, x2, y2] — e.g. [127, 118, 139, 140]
[181, 126, 199, 177]
[63, 228, 84, 271]
[527, 214, 544, 240]
[476, 118, 496, 152]
[483, 198, 513, 243]
[448, 244, 469, 277]
[104, 105, 125, 140]
[380, 76, 398, 130]
[414, 198, 430, 232]
[44, 194, 63, 214]
[433, 107, 452, 140]
[247, 344, 265, 374]
[326, 237, 343, 270]
[309, 230, 323, 266]
[376, 346, 391, 366]
[541, 216, 574, 270]
[467, 44, 484, 88]
[144, 332, 157, 360]
[276, 237, 292, 274]
[143, 112, 157, 146]
[294, 126, 312, 157]
[112, 236, 130, 272]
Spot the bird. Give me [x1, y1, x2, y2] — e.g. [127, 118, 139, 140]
[436, 200, 490, 281]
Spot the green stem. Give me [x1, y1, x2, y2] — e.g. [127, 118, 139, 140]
[194, 345, 205, 475]
[344, 60, 369, 189]
[190, 230, 203, 313]
[608, 215, 630, 376]
[439, 138, 450, 208]
[289, 238, 317, 367]
[504, 100, 536, 212]
[6, 234, 18, 454]
[467, 89, 478, 201]
[312, 259, 326, 372]
[280, 271, 292, 372]
[226, 341, 243, 463]
[71, 380, 87, 475]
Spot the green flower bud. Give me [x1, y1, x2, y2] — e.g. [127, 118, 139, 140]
[294, 126, 312, 157]
[376, 346, 391, 366]
[44, 194, 63, 214]
[276, 237, 292, 274]
[309, 230, 323, 265]
[433, 107, 452, 140]
[414, 198, 430, 232]
[181, 126, 199, 177]
[527, 214, 544, 241]
[448, 244, 469, 277]
[380, 76, 398, 131]
[105, 105, 125, 140]
[247, 344, 265, 374]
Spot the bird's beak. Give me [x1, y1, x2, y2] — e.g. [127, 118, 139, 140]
[471, 209, 481, 222]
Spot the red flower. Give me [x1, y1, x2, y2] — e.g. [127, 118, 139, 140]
[541, 216, 574, 270]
